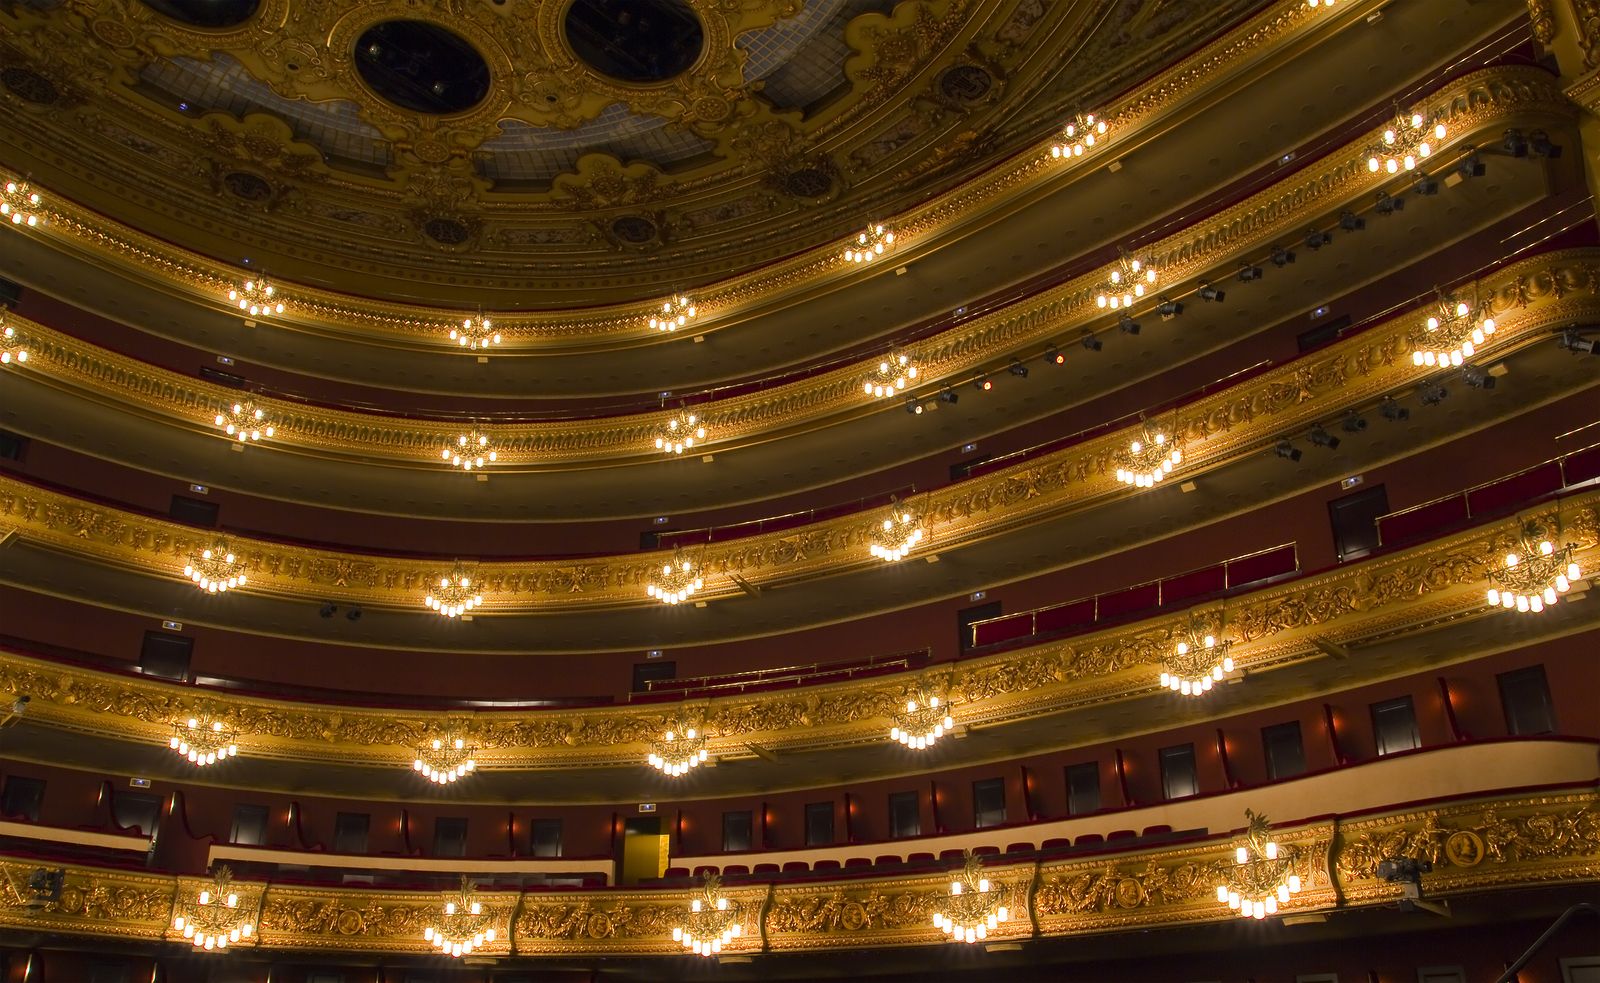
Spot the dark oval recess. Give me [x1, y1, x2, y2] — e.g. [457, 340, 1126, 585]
[610, 215, 659, 244]
[222, 171, 274, 202]
[1, 68, 60, 106]
[424, 217, 472, 245]
[564, 0, 704, 84]
[354, 21, 491, 115]
[139, 0, 261, 28]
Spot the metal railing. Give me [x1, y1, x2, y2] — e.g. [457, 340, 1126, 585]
[640, 649, 930, 700]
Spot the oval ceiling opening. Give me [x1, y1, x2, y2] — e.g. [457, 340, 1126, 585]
[140, 0, 261, 28]
[354, 21, 491, 115]
[564, 0, 705, 84]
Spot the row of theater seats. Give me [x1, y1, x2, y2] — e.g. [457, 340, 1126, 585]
[646, 825, 1198, 885]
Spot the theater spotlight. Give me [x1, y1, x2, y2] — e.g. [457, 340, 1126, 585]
[1462, 365, 1497, 390]
[1044, 344, 1065, 365]
[1156, 297, 1183, 320]
[1275, 440, 1302, 462]
[1118, 313, 1141, 335]
[1455, 153, 1485, 180]
[1308, 425, 1341, 450]
[346, 605, 363, 622]
[1412, 171, 1439, 196]
[1419, 383, 1449, 406]
[1338, 210, 1366, 232]
[1081, 332, 1102, 352]
[1304, 228, 1331, 251]
[1238, 262, 1263, 282]
[1008, 358, 1029, 379]
[1198, 282, 1226, 303]
[318, 602, 338, 619]
[1557, 330, 1598, 356]
[905, 396, 924, 415]
[1528, 129, 1563, 159]
[1379, 397, 1410, 423]
[1375, 191, 1405, 216]
[1341, 410, 1368, 434]
[939, 387, 960, 405]
[1271, 246, 1295, 267]
[974, 373, 993, 392]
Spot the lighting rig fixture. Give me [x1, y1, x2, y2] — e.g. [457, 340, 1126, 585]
[1096, 249, 1157, 310]
[169, 717, 239, 767]
[1114, 421, 1182, 488]
[932, 852, 1011, 944]
[1412, 288, 1495, 368]
[655, 408, 706, 455]
[649, 725, 710, 776]
[443, 429, 496, 471]
[1367, 107, 1446, 175]
[673, 875, 744, 956]
[214, 401, 274, 442]
[890, 694, 953, 750]
[1118, 314, 1141, 335]
[424, 877, 497, 958]
[172, 867, 255, 951]
[227, 278, 284, 318]
[184, 541, 246, 593]
[869, 500, 925, 562]
[650, 294, 698, 332]
[449, 313, 500, 351]
[1, 321, 27, 365]
[1375, 191, 1405, 216]
[647, 545, 704, 604]
[843, 223, 895, 264]
[1051, 111, 1108, 158]
[1159, 615, 1235, 696]
[414, 735, 478, 784]
[1486, 521, 1582, 614]
[1081, 330, 1104, 351]
[1, 179, 42, 227]
[864, 351, 919, 398]
[1216, 810, 1303, 919]
[1502, 128, 1562, 159]
[425, 564, 482, 618]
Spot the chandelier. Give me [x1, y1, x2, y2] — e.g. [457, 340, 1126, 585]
[214, 400, 274, 442]
[413, 735, 478, 784]
[169, 717, 239, 767]
[1367, 108, 1446, 174]
[650, 294, 698, 332]
[227, 278, 284, 318]
[1411, 289, 1496, 368]
[1215, 810, 1302, 919]
[1, 180, 42, 227]
[442, 430, 496, 470]
[655, 409, 706, 455]
[933, 852, 1011, 944]
[648, 725, 710, 776]
[869, 501, 925, 562]
[424, 877, 497, 958]
[1096, 250, 1157, 309]
[425, 565, 482, 618]
[863, 351, 919, 398]
[184, 542, 246, 593]
[646, 546, 704, 604]
[672, 874, 743, 956]
[1486, 522, 1582, 614]
[172, 867, 255, 951]
[449, 314, 499, 351]
[1, 322, 27, 365]
[843, 223, 895, 264]
[1159, 617, 1235, 696]
[1114, 423, 1182, 488]
[1051, 112, 1108, 158]
[889, 694, 953, 750]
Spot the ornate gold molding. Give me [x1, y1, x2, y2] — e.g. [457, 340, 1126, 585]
[0, 496, 1594, 769]
[1, 790, 1593, 955]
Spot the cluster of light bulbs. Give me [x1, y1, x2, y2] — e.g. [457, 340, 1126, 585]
[1413, 295, 1495, 368]
[1368, 111, 1446, 174]
[1217, 838, 1302, 920]
[932, 858, 1010, 944]
[173, 871, 254, 951]
[1487, 538, 1581, 613]
[843, 224, 895, 264]
[413, 737, 478, 783]
[1160, 633, 1235, 696]
[227, 279, 284, 318]
[449, 315, 500, 350]
[672, 895, 742, 956]
[648, 728, 710, 776]
[864, 352, 919, 398]
[1115, 430, 1182, 488]
[169, 718, 239, 767]
[646, 548, 703, 604]
[656, 411, 706, 455]
[424, 894, 496, 958]
[443, 431, 496, 471]
[890, 696, 953, 750]
[185, 546, 246, 593]
[1097, 254, 1157, 310]
[215, 401, 273, 442]
[425, 570, 482, 618]
[650, 295, 698, 332]
[1, 324, 26, 365]
[1051, 113, 1107, 159]
[869, 509, 924, 562]
[1, 180, 42, 227]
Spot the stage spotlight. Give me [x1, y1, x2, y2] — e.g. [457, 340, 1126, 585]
[1455, 153, 1485, 180]
[346, 605, 363, 622]
[1502, 128, 1528, 158]
[1118, 313, 1141, 335]
[1375, 191, 1405, 216]
[1412, 171, 1439, 196]
[1308, 425, 1341, 450]
[1338, 210, 1365, 232]
[1271, 245, 1295, 267]
[1081, 332, 1102, 352]
[974, 373, 993, 391]
[905, 396, 924, 415]
[1304, 228, 1331, 251]
[1528, 129, 1563, 159]
[1557, 330, 1598, 356]
[1197, 282, 1225, 303]
[939, 387, 960, 405]
[1379, 397, 1410, 423]
[1044, 344, 1065, 365]
[1341, 411, 1368, 434]
[1275, 440, 1302, 462]
[1419, 383, 1449, 406]
[1008, 358, 1029, 378]
[1238, 262, 1263, 282]
[1462, 365, 1496, 390]
[1156, 297, 1183, 319]
[319, 602, 338, 618]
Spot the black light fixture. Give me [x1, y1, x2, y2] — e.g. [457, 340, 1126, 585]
[346, 605, 363, 622]
[1419, 383, 1449, 406]
[1044, 344, 1065, 365]
[1238, 262, 1263, 282]
[1156, 296, 1183, 319]
[1375, 191, 1405, 216]
[1197, 282, 1225, 303]
[1118, 313, 1141, 335]
[1412, 171, 1439, 196]
[1528, 129, 1563, 159]
[904, 396, 924, 415]
[1341, 410, 1368, 434]
[1274, 440, 1302, 462]
[1455, 151, 1485, 180]
[974, 373, 993, 392]
[939, 386, 960, 405]
[1338, 210, 1365, 232]
[1557, 329, 1598, 356]
[1379, 396, 1410, 423]
[1502, 128, 1528, 158]
[1308, 425, 1341, 450]
[1304, 228, 1331, 251]
[1270, 246, 1295, 267]
[1462, 365, 1497, 390]
[1008, 358, 1029, 379]
[318, 602, 338, 618]
[1080, 331, 1102, 352]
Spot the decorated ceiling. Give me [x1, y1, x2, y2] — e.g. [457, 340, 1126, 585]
[0, 0, 1262, 301]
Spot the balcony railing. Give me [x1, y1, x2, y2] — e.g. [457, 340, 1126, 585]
[634, 649, 930, 702]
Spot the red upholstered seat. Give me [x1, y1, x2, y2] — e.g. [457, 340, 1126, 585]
[1141, 825, 1173, 837]
[752, 863, 780, 874]
[1040, 838, 1071, 850]
[782, 861, 809, 873]
[1006, 841, 1034, 854]
[972, 845, 1000, 856]
[721, 864, 749, 876]
[906, 852, 936, 863]
[1107, 829, 1137, 841]
[664, 866, 690, 878]
[874, 854, 902, 867]
[844, 857, 872, 868]
[1074, 833, 1104, 847]
[692, 865, 718, 877]
[813, 859, 841, 872]
[938, 848, 966, 861]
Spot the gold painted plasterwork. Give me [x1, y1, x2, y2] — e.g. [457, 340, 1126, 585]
[0, 496, 1594, 769]
[1, 790, 1593, 955]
